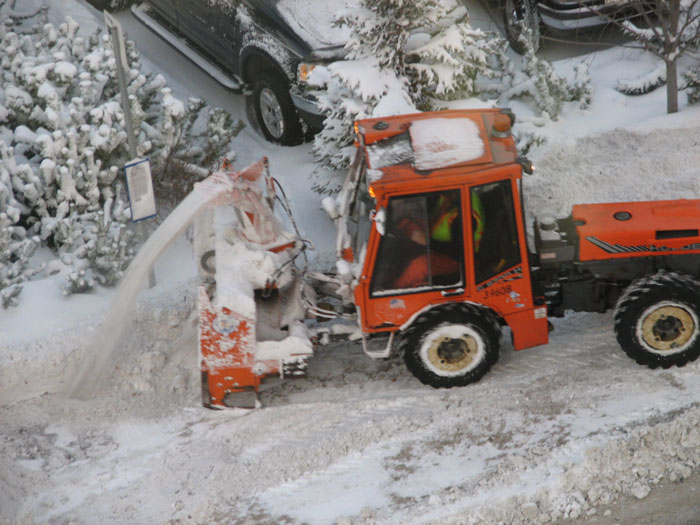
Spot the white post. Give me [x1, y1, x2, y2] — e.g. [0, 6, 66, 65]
[104, 11, 157, 288]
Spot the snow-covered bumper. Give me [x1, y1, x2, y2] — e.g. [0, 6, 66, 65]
[537, 0, 640, 31]
[290, 88, 326, 131]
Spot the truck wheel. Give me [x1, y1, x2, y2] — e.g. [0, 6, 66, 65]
[614, 272, 700, 369]
[502, 0, 541, 55]
[400, 304, 501, 388]
[251, 73, 303, 146]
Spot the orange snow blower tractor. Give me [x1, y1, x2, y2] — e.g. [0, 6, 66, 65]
[197, 109, 700, 408]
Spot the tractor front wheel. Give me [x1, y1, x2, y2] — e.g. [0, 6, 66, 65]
[400, 304, 501, 388]
[614, 272, 700, 369]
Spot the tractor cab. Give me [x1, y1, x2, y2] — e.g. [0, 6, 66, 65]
[334, 110, 550, 360]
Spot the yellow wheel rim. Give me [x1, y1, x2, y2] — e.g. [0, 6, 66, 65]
[426, 334, 479, 373]
[640, 304, 695, 352]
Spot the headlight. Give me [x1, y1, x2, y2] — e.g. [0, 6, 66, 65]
[298, 63, 317, 84]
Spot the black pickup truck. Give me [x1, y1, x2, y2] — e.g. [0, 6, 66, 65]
[132, 0, 349, 145]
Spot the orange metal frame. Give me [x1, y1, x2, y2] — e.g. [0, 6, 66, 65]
[574, 199, 700, 261]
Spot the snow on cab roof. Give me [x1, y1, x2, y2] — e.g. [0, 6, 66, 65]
[366, 117, 486, 171]
[410, 117, 485, 171]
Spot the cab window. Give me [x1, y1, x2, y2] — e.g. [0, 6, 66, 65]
[471, 180, 521, 284]
[370, 190, 464, 296]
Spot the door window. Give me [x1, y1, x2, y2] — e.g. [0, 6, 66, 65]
[370, 190, 464, 296]
[471, 181, 521, 284]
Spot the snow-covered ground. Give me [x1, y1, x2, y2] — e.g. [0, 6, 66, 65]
[2, 1, 700, 524]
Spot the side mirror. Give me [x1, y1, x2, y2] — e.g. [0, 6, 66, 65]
[371, 207, 386, 236]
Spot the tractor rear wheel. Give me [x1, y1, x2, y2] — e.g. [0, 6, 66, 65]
[614, 271, 700, 369]
[400, 304, 501, 388]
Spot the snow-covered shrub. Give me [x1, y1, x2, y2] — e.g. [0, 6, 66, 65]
[312, 0, 507, 170]
[616, 60, 667, 96]
[498, 25, 593, 120]
[148, 96, 244, 207]
[570, 59, 593, 110]
[0, 12, 240, 305]
[683, 66, 700, 104]
[615, 0, 700, 113]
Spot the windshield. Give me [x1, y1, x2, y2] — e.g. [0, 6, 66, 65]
[335, 148, 372, 263]
[347, 151, 372, 258]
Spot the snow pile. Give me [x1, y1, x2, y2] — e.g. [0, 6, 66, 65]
[523, 126, 700, 222]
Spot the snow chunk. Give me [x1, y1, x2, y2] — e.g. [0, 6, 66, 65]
[409, 117, 485, 171]
[55, 61, 78, 81]
[372, 83, 416, 118]
[162, 88, 185, 118]
[5, 86, 32, 109]
[14, 126, 37, 145]
[321, 196, 339, 220]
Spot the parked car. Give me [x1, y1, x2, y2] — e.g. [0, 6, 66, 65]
[500, 0, 643, 54]
[131, 0, 350, 145]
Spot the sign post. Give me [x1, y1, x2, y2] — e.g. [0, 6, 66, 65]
[104, 11, 157, 287]
[104, 11, 137, 158]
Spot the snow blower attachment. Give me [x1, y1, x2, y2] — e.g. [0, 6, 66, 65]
[194, 158, 314, 408]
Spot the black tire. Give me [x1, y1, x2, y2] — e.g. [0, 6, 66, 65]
[614, 271, 700, 369]
[502, 0, 541, 55]
[251, 73, 303, 146]
[400, 304, 501, 388]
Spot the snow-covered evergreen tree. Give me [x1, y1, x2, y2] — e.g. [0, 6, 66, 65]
[312, 0, 508, 170]
[684, 66, 700, 104]
[0, 8, 241, 306]
[406, 11, 510, 108]
[311, 58, 415, 170]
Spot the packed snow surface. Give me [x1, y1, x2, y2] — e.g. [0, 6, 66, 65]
[1, 1, 700, 524]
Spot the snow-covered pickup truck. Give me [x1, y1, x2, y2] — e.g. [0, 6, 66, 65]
[132, 0, 350, 145]
[501, 0, 642, 54]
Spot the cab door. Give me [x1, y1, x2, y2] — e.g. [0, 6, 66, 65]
[468, 178, 548, 349]
[355, 188, 468, 331]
